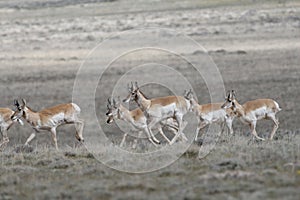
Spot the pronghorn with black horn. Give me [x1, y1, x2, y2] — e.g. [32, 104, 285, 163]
[0, 105, 24, 148]
[11, 99, 84, 150]
[106, 97, 187, 147]
[221, 90, 281, 140]
[184, 90, 236, 141]
[123, 82, 190, 145]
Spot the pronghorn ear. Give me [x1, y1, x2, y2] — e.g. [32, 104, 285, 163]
[113, 98, 117, 108]
[135, 81, 139, 89]
[107, 99, 111, 109]
[127, 83, 131, 92]
[226, 90, 231, 99]
[107, 98, 112, 106]
[231, 90, 236, 99]
[14, 99, 21, 111]
[116, 96, 121, 107]
[188, 89, 193, 97]
[22, 99, 27, 106]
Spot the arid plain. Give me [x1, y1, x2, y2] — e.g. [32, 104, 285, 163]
[0, 0, 300, 199]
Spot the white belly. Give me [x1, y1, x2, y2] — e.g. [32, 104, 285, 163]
[147, 103, 176, 119]
[201, 109, 226, 123]
[47, 113, 65, 127]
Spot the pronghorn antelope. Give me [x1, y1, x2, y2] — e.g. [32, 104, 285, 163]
[0, 107, 24, 148]
[123, 82, 190, 145]
[106, 98, 187, 147]
[221, 90, 281, 140]
[184, 90, 236, 141]
[11, 99, 84, 150]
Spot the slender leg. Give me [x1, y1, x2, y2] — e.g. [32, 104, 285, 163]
[0, 128, 9, 149]
[220, 122, 226, 135]
[250, 121, 265, 141]
[179, 120, 188, 141]
[268, 114, 279, 140]
[146, 118, 161, 144]
[132, 131, 143, 149]
[157, 126, 171, 144]
[120, 133, 128, 147]
[226, 118, 234, 135]
[75, 119, 84, 142]
[143, 127, 158, 147]
[170, 114, 183, 145]
[50, 128, 58, 150]
[164, 119, 188, 141]
[25, 132, 36, 145]
[195, 120, 208, 141]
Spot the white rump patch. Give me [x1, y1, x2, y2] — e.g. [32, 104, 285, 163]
[71, 103, 81, 112]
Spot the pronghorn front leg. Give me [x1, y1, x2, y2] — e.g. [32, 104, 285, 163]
[249, 121, 265, 141]
[267, 114, 279, 140]
[167, 121, 188, 142]
[0, 128, 9, 149]
[225, 118, 234, 135]
[50, 127, 58, 150]
[25, 132, 36, 146]
[120, 132, 128, 147]
[157, 126, 171, 144]
[146, 117, 161, 144]
[170, 113, 184, 145]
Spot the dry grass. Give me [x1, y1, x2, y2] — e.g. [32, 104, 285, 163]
[0, 0, 300, 199]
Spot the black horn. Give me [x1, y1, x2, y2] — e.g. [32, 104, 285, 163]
[14, 99, 19, 107]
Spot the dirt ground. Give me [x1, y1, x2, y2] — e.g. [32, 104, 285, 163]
[0, 0, 300, 199]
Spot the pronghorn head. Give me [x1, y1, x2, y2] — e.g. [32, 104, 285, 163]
[123, 81, 140, 103]
[221, 90, 237, 109]
[106, 98, 120, 124]
[11, 99, 27, 122]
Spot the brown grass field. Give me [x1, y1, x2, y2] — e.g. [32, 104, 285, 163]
[0, 0, 300, 199]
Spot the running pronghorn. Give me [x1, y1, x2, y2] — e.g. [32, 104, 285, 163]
[106, 98, 187, 147]
[184, 90, 236, 141]
[221, 90, 281, 140]
[11, 99, 84, 150]
[123, 82, 190, 145]
[0, 107, 24, 148]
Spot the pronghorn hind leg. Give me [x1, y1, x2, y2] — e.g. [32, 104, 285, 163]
[268, 114, 279, 140]
[132, 131, 143, 149]
[74, 119, 84, 142]
[50, 127, 58, 150]
[195, 120, 208, 141]
[143, 127, 158, 147]
[157, 126, 171, 144]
